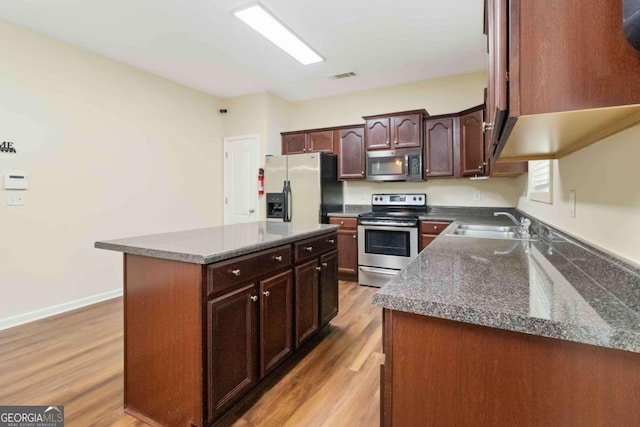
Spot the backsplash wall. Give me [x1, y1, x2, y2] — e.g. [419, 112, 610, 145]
[344, 176, 525, 207]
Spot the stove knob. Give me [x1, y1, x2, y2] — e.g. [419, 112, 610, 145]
[413, 197, 417, 201]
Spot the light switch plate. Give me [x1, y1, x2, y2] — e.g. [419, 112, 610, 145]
[7, 192, 25, 206]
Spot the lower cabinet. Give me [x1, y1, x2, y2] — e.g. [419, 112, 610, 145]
[419, 221, 451, 250]
[259, 271, 293, 378]
[294, 259, 320, 347]
[319, 250, 339, 327]
[329, 217, 358, 281]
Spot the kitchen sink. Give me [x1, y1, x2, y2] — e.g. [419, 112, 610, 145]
[447, 224, 538, 240]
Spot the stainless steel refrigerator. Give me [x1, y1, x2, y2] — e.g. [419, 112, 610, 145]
[264, 153, 343, 223]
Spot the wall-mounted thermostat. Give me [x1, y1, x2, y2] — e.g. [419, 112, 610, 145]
[4, 173, 29, 190]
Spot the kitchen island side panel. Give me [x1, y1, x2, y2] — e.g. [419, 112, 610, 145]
[124, 254, 204, 427]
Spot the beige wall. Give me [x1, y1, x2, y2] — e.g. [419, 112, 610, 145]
[288, 71, 488, 130]
[0, 22, 224, 327]
[517, 124, 640, 266]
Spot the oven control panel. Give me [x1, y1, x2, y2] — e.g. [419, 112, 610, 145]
[371, 193, 426, 206]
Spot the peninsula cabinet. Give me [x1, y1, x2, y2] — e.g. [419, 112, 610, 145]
[381, 309, 640, 426]
[485, 0, 640, 161]
[363, 110, 428, 150]
[338, 125, 365, 179]
[419, 221, 450, 250]
[329, 217, 358, 281]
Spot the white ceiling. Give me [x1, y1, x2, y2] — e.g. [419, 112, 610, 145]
[0, 0, 487, 101]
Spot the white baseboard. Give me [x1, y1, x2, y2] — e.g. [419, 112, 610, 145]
[0, 289, 123, 331]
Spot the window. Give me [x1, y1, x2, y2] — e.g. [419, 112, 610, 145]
[528, 160, 553, 203]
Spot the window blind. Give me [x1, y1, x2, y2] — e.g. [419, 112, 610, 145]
[530, 160, 551, 192]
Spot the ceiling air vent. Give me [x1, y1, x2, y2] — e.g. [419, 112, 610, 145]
[332, 72, 357, 79]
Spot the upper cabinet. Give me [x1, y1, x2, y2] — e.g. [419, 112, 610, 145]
[424, 117, 456, 178]
[337, 126, 365, 180]
[460, 107, 487, 177]
[363, 110, 427, 150]
[485, 0, 640, 161]
[281, 130, 335, 155]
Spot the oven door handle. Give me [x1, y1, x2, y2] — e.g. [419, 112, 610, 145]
[359, 266, 399, 276]
[359, 223, 417, 230]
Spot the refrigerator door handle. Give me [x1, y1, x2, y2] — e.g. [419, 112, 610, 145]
[282, 183, 289, 222]
[286, 181, 293, 222]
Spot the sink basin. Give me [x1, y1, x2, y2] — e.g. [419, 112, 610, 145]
[447, 224, 538, 240]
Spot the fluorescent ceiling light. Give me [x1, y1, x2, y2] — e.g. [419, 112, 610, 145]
[234, 3, 324, 65]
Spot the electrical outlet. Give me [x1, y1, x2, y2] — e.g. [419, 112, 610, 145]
[7, 192, 25, 206]
[473, 191, 481, 201]
[569, 190, 576, 218]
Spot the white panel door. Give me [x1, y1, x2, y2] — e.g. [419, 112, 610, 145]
[224, 135, 259, 224]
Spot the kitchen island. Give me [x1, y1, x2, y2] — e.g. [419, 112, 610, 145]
[96, 221, 339, 427]
[373, 213, 640, 426]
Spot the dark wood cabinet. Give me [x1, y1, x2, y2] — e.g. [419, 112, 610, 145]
[282, 133, 307, 155]
[419, 221, 451, 251]
[328, 217, 358, 280]
[337, 126, 365, 179]
[307, 130, 335, 153]
[259, 271, 292, 378]
[319, 250, 339, 327]
[294, 259, 320, 347]
[363, 110, 427, 151]
[485, 0, 640, 161]
[424, 117, 456, 177]
[281, 130, 334, 154]
[382, 309, 640, 426]
[207, 284, 258, 423]
[460, 107, 487, 177]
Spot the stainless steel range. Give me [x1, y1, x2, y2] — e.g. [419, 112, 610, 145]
[358, 193, 427, 287]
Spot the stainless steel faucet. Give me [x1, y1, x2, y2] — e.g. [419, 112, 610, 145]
[494, 212, 531, 238]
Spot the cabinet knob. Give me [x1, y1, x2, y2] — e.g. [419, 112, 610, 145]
[231, 269, 241, 276]
[316, 266, 322, 271]
[303, 148, 306, 152]
[340, 221, 344, 225]
[328, 239, 335, 244]
[273, 255, 283, 262]
[478, 165, 483, 169]
[483, 162, 488, 166]
[426, 169, 430, 173]
[305, 246, 313, 252]
[433, 226, 438, 230]
[250, 295, 258, 302]
[361, 171, 365, 175]
[263, 291, 270, 297]
[322, 262, 328, 267]
[386, 140, 390, 145]
[353, 234, 356, 239]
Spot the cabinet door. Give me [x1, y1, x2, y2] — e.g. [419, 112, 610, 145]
[207, 284, 257, 423]
[336, 228, 358, 276]
[365, 118, 392, 150]
[485, 0, 508, 152]
[307, 131, 334, 153]
[259, 271, 292, 378]
[460, 109, 487, 176]
[294, 259, 319, 347]
[338, 127, 365, 179]
[319, 250, 339, 327]
[392, 114, 422, 148]
[424, 118, 455, 177]
[282, 133, 307, 154]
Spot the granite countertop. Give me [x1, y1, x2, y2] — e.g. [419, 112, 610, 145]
[372, 209, 640, 353]
[95, 221, 338, 264]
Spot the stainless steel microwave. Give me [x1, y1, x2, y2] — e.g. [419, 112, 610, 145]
[366, 148, 423, 182]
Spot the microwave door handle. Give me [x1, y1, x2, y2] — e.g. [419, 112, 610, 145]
[404, 154, 410, 176]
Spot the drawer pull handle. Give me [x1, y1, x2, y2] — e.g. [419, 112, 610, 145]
[231, 269, 241, 276]
[305, 246, 313, 252]
[316, 266, 322, 271]
[274, 255, 283, 262]
[250, 295, 258, 302]
[263, 291, 270, 297]
[322, 262, 328, 267]
[328, 239, 335, 244]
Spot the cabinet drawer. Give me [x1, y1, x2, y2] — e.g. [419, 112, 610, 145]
[294, 233, 338, 263]
[329, 217, 358, 230]
[420, 221, 450, 235]
[207, 245, 291, 296]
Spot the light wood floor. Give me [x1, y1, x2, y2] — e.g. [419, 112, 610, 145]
[0, 281, 382, 427]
